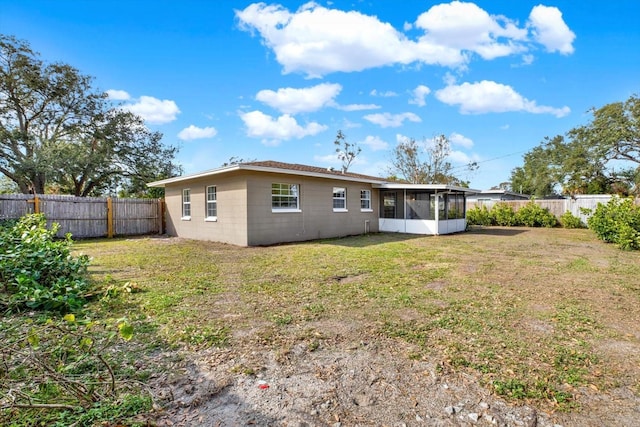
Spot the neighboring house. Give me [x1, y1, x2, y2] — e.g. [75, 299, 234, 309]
[467, 189, 530, 205]
[148, 161, 478, 246]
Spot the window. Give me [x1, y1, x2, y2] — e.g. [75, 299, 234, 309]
[382, 192, 397, 218]
[272, 183, 300, 211]
[360, 189, 372, 211]
[333, 187, 347, 211]
[206, 186, 217, 220]
[181, 189, 191, 219]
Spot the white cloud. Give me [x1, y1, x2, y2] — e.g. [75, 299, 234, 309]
[449, 132, 473, 148]
[122, 96, 180, 124]
[236, 2, 571, 77]
[313, 153, 341, 164]
[415, 1, 528, 61]
[528, 5, 575, 54]
[364, 112, 422, 128]
[256, 83, 342, 114]
[435, 80, 570, 117]
[240, 110, 327, 144]
[106, 89, 130, 100]
[178, 125, 218, 141]
[370, 89, 398, 97]
[409, 85, 431, 106]
[360, 135, 388, 151]
[396, 133, 411, 144]
[449, 150, 476, 164]
[336, 103, 381, 111]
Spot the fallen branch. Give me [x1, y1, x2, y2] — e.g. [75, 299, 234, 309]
[3, 403, 77, 410]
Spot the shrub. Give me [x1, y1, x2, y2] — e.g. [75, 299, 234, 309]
[515, 201, 557, 228]
[560, 211, 585, 229]
[466, 205, 493, 226]
[0, 213, 91, 312]
[492, 202, 518, 226]
[587, 196, 640, 250]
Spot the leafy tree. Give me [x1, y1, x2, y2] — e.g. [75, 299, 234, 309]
[510, 137, 562, 197]
[0, 175, 18, 193]
[334, 130, 361, 173]
[511, 95, 640, 197]
[0, 34, 181, 196]
[389, 135, 470, 185]
[570, 95, 640, 167]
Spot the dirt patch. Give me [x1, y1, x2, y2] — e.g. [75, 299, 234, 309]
[152, 341, 556, 427]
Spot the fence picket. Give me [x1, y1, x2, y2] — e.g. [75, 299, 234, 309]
[0, 194, 162, 238]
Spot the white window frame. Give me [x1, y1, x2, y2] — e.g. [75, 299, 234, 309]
[360, 189, 372, 212]
[181, 188, 191, 220]
[333, 187, 347, 212]
[205, 185, 217, 221]
[271, 183, 301, 213]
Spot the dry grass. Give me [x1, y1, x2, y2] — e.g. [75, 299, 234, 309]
[75, 227, 640, 411]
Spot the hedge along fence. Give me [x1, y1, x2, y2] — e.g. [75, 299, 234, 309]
[0, 194, 164, 238]
[466, 195, 640, 224]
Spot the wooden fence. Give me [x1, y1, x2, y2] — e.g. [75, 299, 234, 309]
[466, 195, 640, 223]
[0, 194, 164, 238]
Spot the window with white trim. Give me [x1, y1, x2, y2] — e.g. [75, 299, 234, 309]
[360, 189, 372, 211]
[272, 183, 300, 211]
[206, 185, 217, 219]
[333, 187, 347, 211]
[182, 188, 191, 219]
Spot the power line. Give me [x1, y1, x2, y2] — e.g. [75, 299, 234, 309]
[450, 149, 528, 172]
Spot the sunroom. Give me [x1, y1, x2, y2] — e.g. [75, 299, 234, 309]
[374, 184, 478, 235]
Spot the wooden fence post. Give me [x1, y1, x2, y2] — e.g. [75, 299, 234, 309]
[159, 199, 165, 235]
[107, 197, 114, 238]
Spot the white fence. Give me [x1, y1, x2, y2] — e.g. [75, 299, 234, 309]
[466, 195, 640, 223]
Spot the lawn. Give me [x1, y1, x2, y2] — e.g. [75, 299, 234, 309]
[6, 227, 640, 425]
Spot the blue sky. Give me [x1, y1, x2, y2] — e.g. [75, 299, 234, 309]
[2, 1, 638, 190]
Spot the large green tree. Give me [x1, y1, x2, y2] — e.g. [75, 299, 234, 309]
[0, 34, 181, 196]
[389, 135, 470, 185]
[510, 95, 640, 197]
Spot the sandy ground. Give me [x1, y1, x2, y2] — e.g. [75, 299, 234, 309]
[146, 331, 639, 427]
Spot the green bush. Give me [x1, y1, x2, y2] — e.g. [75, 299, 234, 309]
[0, 214, 91, 312]
[466, 205, 493, 226]
[515, 201, 557, 228]
[492, 202, 518, 226]
[587, 197, 640, 250]
[560, 211, 585, 229]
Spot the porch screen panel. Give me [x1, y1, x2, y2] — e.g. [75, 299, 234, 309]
[406, 191, 431, 220]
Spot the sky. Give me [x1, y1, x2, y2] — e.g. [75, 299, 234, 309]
[1, 1, 639, 190]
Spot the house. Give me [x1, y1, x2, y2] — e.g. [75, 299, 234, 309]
[466, 189, 530, 206]
[147, 161, 479, 246]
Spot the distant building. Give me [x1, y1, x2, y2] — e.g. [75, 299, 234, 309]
[466, 189, 530, 206]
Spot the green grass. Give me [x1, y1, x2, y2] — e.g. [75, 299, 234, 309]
[6, 227, 635, 419]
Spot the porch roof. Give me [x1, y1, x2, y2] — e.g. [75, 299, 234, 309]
[373, 183, 480, 193]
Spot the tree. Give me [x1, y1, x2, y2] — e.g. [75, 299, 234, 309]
[0, 34, 181, 196]
[569, 95, 640, 167]
[334, 130, 360, 173]
[510, 96, 640, 197]
[220, 156, 257, 167]
[389, 135, 470, 185]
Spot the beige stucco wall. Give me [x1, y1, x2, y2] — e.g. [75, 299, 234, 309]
[162, 170, 380, 246]
[164, 172, 249, 246]
[245, 171, 379, 246]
